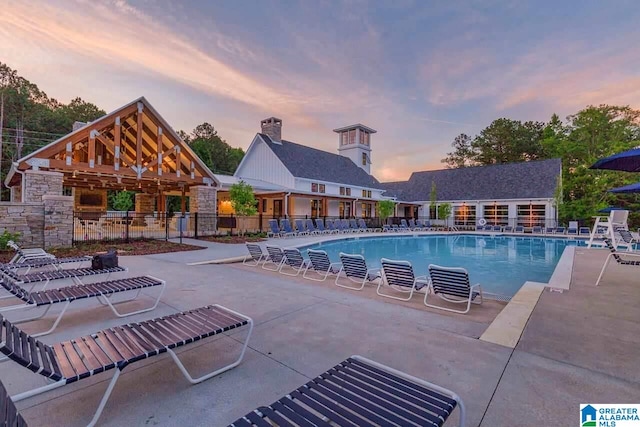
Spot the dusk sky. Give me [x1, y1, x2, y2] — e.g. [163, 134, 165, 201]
[1, 0, 639, 180]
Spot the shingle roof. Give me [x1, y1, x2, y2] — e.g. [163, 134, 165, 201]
[380, 159, 561, 201]
[258, 134, 381, 189]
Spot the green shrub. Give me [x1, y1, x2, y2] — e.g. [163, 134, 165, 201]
[0, 230, 21, 250]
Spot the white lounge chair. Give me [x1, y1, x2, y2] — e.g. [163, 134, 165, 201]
[595, 238, 640, 286]
[425, 264, 483, 313]
[243, 243, 266, 266]
[335, 253, 381, 290]
[262, 246, 285, 271]
[280, 248, 311, 276]
[377, 258, 430, 301]
[303, 249, 342, 281]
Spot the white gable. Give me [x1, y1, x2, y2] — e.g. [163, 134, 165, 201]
[234, 135, 295, 188]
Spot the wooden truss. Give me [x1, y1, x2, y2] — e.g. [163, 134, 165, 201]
[11, 97, 217, 192]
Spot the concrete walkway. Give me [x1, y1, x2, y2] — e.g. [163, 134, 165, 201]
[2, 239, 638, 426]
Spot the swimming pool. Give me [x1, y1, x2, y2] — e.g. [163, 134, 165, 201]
[303, 234, 585, 297]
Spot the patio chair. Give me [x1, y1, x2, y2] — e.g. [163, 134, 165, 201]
[503, 225, 513, 233]
[579, 227, 591, 236]
[262, 246, 286, 271]
[280, 248, 311, 276]
[243, 243, 266, 266]
[392, 224, 401, 232]
[335, 253, 381, 290]
[0, 305, 252, 427]
[325, 219, 340, 234]
[532, 226, 542, 234]
[595, 238, 640, 286]
[303, 249, 342, 281]
[408, 219, 421, 231]
[377, 258, 430, 301]
[514, 225, 524, 233]
[0, 275, 165, 337]
[0, 379, 28, 427]
[305, 219, 321, 235]
[228, 355, 465, 427]
[357, 218, 373, 232]
[347, 218, 361, 233]
[567, 221, 578, 235]
[294, 219, 310, 236]
[399, 219, 411, 231]
[314, 218, 331, 234]
[425, 264, 483, 314]
[382, 224, 392, 232]
[492, 225, 502, 232]
[5, 254, 93, 275]
[280, 219, 298, 237]
[6, 241, 52, 263]
[341, 219, 354, 233]
[555, 226, 566, 234]
[416, 219, 430, 230]
[618, 229, 638, 249]
[267, 219, 283, 238]
[0, 263, 127, 294]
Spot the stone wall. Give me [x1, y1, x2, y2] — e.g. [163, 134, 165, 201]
[24, 170, 63, 203]
[134, 193, 156, 225]
[189, 186, 217, 234]
[42, 195, 74, 248]
[0, 203, 45, 248]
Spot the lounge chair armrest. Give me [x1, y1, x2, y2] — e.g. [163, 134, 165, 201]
[471, 283, 482, 292]
[330, 262, 342, 268]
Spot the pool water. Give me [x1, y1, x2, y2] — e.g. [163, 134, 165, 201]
[303, 234, 586, 297]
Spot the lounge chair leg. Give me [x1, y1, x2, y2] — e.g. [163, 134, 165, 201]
[11, 380, 67, 403]
[100, 279, 166, 317]
[31, 302, 72, 337]
[595, 253, 613, 286]
[87, 368, 122, 427]
[168, 316, 254, 384]
[376, 282, 416, 301]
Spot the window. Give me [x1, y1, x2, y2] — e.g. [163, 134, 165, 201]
[361, 131, 369, 146]
[262, 199, 267, 213]
[361, 189, 371, 198]
[348, 129, 356, 144]
[339, 201, 351, 218]
[483, 205, 509, 225]
[454, 205, 476, 226]
[319, 184, 325, 193]
[340, 186, 345, 195]
[341, 132, 348, 146]
[311, 183, 318, 192]
[361, 203, 372, 218]
[362, 152, 367, 166]
[429, 205, 437, 219]
[346, 187, 351, 196]
[517, 204, 546, 227]
[310, 200, 323, 218]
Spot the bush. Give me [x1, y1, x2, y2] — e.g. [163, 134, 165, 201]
[0, 230, 21, 250]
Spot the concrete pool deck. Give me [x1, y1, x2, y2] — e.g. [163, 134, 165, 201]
[2, 237, 638, 426]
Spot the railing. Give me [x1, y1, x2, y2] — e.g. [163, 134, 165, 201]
[72, 212, 577, 243]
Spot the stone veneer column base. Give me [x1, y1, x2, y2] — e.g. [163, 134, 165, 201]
[42, 195, 74, 248]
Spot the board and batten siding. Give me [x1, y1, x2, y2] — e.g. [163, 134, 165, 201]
[235, 138, 295, 188]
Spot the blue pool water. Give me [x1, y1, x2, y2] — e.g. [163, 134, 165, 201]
[303, 234, 586, 296]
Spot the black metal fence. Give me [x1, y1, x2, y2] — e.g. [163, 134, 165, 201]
[73, 211, 565, 244]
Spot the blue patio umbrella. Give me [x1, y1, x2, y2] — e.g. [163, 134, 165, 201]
[590, 147, 640, 172]
[598, 206, 627, 213]
[608, 181, 640, 193]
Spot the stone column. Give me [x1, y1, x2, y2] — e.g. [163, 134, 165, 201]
[42, 195, 73, 248]
[23, 170, 63, 203]
[134, 193, 156, 225]
[189, 186, 217, 234]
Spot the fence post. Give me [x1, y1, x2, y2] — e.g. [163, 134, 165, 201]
[125, 211, 130, 242]
[194, 212, 198, 239]
[259, 213, 263, 233]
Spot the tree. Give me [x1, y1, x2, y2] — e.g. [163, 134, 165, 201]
[437, 203, 452, 227]
[184, 122, 245, 174]
[429, 181, 437, 218]
[109, 191, 134, 211]
[229, 181, 258, 235]
[377, 200, 395, 225]
[442, 134, 474, 168]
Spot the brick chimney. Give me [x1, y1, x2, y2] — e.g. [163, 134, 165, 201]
[261, 117, 282, 142]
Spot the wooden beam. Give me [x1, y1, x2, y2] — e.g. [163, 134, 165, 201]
[20, 103, 138, 166]
[181, 186, 186, 214]
[157, 126, 163, 176]
[175, 146, 181, 178]
[88, 130, 96, 168]
[136, 102, 143, 171]
[114, 116, 121, 171]
[65, 141, 72, 166]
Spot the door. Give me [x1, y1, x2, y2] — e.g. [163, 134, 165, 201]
[273, 200, 283, 218]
